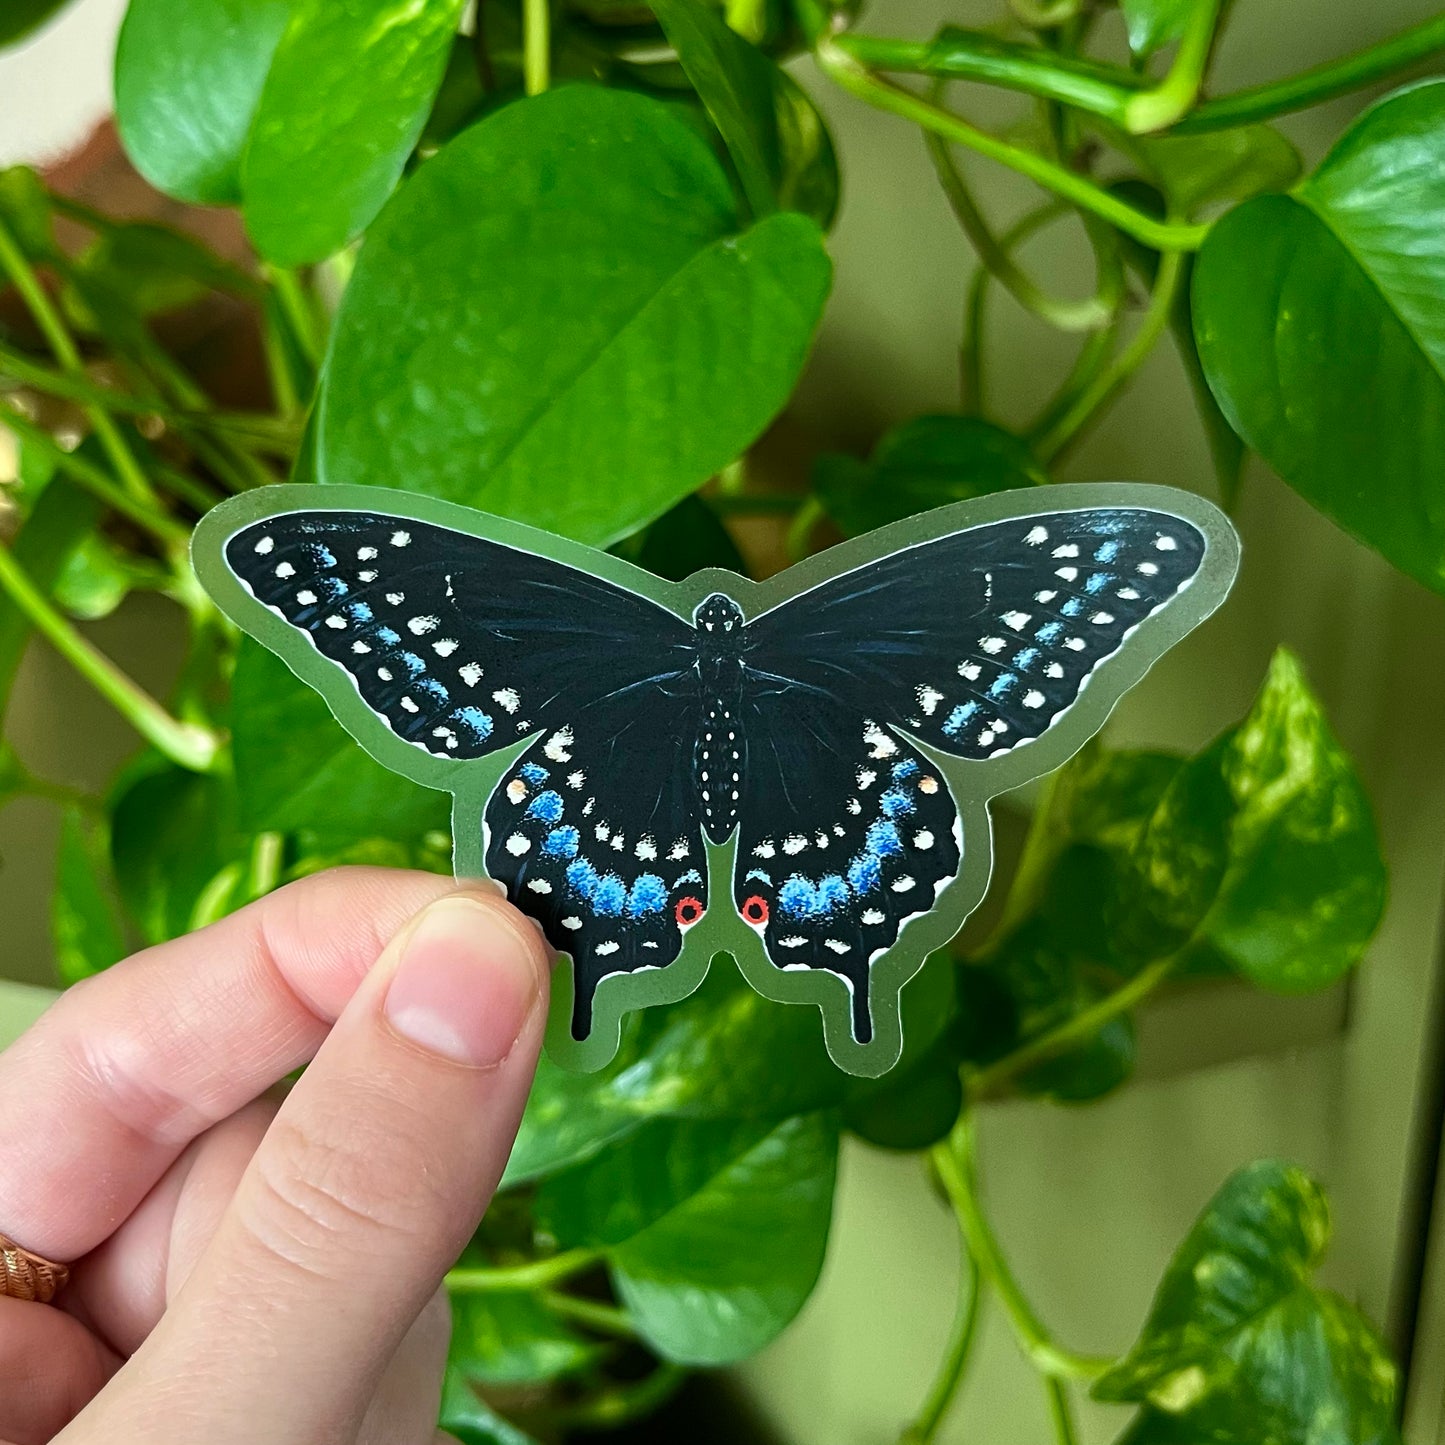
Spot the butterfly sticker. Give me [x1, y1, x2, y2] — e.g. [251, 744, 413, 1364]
[193, 483, 1238, 1077]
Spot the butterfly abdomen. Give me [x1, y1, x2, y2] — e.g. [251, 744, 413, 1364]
[692, 593, 749, 843]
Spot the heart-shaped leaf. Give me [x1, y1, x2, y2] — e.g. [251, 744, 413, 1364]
[814, 415, 1043, 537]
[319, 85, 831, 544]
[542, 1111, 838, 1364]
[242, 0, 467, 264]
[115, 0, 294, 204]
[1194, 80, 1445, 595]
[1098, 1161, 1400, 1445]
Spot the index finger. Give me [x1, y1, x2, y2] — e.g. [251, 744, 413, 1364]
[0, 867, 461, 1261]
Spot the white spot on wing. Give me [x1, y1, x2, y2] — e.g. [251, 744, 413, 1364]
[459, 662, 483, 688]
[254, 536, 274, 554]
[492, 687, 521, 714]
[505, 833, 530, 856]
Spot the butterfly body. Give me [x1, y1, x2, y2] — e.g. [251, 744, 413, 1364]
[195, 482, 1239, 1076]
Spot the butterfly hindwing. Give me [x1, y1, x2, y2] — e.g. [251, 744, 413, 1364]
[223, 509, 693, 762]
[746, 507, 1207, 764]
[732, 689, 961, 1043]
[483, 692, 709, 1039]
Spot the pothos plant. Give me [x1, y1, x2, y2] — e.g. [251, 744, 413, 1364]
[0, 0, 1435, 1439]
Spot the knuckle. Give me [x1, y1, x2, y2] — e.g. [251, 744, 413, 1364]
[243, 1100, 450, 1272]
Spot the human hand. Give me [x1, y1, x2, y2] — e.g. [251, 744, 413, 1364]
[0, 868, 550, 1445]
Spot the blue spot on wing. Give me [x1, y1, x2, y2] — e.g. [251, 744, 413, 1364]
[527, 790, 564, 824]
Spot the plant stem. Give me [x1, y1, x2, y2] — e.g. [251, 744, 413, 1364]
[839, 5, 1223, 137]
[837, 30, 1140, 126]
[0, 543, 220, 772]
[967, 955, 1175, 1103]
[814, 41, 1210, 254]
[446, 1247, 602, 1293]
[541, 1291, 637, 1339]
[266, 267, 325, 370]
[786, 495, 825, 560]
[247, 831, 284, 900]
[1034, 247, 1186, 463]
[0, 403, 190, 549]
[1121, 0, 1223, 132]
[900, 1217, 983, 1443]
[524, 0, 550, 96]
[0, 218, 157, 506]
[962, 203, 1064, 413]
[925, 127, 1112, 333]
[1175, 13, 1445, 133]
[1043, 1376, 1080, 1445]
[935, 1114, 1108, 1381]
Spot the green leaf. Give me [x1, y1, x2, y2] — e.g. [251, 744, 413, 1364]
[109, 761, 245, 943]
[230, 638, 451, 843]
[1120, 0, 1195, 58]
[1130, 649, 1386, 991]
[52, 807, 128, 986]
[612, 493, 746, 582]
[52, 535, 166, 622]
[1097, 1160, 1400, 1445]
[503, 959, 852, 1189]
[814, 415, 1044, 537]
[844, 949, 961, 1148]
[115, 0, 295, 205]
[1194, 80, 1445, 596]
[625, 960, 852, 1119]
[602, 1112, 838, 1364]
[319, 85, 831, 543]
[971, 746, 1182, 1100]
[1128, 125, 1301, 216]
[439, 1367, 540, 1445]
[651, 0, 838, 227]
[0, 166, 56, 259]
[72, 222, 259, 324]
[242, 0, 468, 264]
[502, 1046, 652, 1188]
[447, 1292, 601, 1386]
[0, 0, 73, 48]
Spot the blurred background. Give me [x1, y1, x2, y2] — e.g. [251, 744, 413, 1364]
[3, 3, 1445, 1441]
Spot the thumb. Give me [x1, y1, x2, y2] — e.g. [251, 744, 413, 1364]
[75, 888, 549, 1445]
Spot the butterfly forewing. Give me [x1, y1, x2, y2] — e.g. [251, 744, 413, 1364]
[482, 691, 709, 1040]
[223, 510, 694, 761]
[746, 507, 1206, 764]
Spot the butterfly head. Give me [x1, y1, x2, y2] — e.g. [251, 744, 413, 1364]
[693, 593, 745, 643]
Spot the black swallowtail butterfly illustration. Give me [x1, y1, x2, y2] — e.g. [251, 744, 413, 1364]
[195, 483, 1237, 1075]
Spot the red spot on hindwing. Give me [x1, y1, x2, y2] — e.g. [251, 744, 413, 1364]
[675, 895, 704, 928]
[742, 894, 769, 926]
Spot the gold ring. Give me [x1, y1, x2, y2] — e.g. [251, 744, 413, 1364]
[0, 1231, 69, 1304]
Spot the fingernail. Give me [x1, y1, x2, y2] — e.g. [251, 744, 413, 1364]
[383, 896, 543, 1066]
